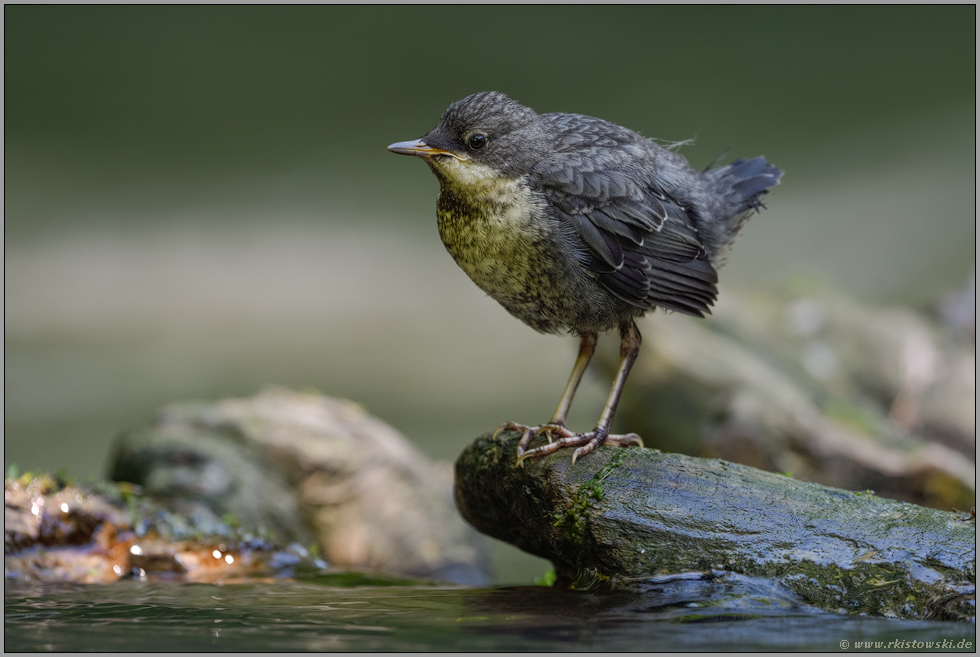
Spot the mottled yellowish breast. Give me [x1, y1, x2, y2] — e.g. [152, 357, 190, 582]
[434, 175, 569, 333]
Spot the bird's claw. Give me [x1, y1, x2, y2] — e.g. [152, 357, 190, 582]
[493, 421, 525, 441]
[495, 421, 575, 457]
[508, 426, 643, 465]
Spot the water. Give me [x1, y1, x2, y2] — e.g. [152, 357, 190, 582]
[6, 578, 975, 651]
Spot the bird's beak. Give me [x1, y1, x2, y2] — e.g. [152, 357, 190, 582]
[387, 139, 465, 160]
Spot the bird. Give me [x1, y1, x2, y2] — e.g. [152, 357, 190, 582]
[388, 91, 782, 464]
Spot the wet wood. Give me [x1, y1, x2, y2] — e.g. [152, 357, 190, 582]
[455, 431, 976, 622]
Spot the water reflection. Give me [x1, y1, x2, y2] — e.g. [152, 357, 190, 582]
[5, 579, 974, 652]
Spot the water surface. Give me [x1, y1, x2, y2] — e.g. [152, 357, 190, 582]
[5, 579, 975, 652]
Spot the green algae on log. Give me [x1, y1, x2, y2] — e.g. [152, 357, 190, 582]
[454, 431, 976, 622]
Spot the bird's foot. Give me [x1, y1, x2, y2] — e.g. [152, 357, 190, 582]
[498, 423, 642, 466]
[494, 421, 575, 460]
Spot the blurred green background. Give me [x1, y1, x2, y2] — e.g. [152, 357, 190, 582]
[4, 6, 974, 582]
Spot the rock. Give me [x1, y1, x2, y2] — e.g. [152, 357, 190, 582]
[4, 472, 320, 583]
[603, 287, 975, 511]
[455, 431, 976, 622]
[109, 387, 490, 585]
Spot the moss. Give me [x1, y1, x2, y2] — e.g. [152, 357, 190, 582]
[533, 569, 557, 586]
[552, 448, 630, 548]
[774, 560, 943, 618]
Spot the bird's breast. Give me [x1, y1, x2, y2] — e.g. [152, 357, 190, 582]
[435, 179, 570, 332]
[437, 180, 546, 291]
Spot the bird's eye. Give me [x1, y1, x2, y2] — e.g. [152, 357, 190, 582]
[467, 133, 488, 151]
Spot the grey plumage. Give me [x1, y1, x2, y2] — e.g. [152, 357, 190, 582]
[389, 91, 782, 462]
[398, 91, 781, 331]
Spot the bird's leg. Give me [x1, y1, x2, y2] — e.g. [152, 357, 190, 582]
[494, 333, 597, 457]
[544, 332, 598, 430]
[571, 319, 643, 462]
[517, 320, 643, 464]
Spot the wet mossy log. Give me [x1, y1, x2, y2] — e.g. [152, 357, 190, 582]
[455, 432, 976, 622]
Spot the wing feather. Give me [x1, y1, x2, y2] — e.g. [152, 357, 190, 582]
[533, 153, 718, 316]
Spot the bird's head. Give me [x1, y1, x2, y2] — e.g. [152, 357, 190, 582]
[388, 91, 550, 187]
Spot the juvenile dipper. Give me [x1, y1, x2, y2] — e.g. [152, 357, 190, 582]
[389, 92, 782, 463]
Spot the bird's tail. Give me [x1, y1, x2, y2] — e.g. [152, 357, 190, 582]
[702, 155, 783, 265]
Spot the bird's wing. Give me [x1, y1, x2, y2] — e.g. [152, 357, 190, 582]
[532, 152, 719, 317]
